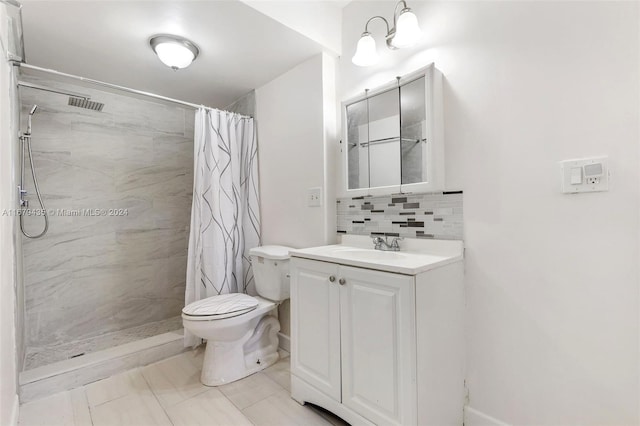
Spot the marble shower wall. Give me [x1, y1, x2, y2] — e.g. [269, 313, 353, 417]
[19, 75, 194, 352]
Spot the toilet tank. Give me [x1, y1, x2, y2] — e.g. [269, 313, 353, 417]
[249, 245, 294, 302]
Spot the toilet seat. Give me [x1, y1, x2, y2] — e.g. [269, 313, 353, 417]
[182, 293, 259, 321]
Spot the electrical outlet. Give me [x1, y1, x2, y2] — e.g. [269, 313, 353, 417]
[307, 187, 322, 207]
[560, 156, 609, 193]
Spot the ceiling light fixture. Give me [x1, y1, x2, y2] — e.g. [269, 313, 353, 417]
[150, 35, 200, 70]
[352, 0, 421, 67]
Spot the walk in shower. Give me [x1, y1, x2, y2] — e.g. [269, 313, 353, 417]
[17, 70, 194, 386]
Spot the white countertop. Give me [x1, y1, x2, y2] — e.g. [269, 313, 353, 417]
[289, 235, 464, 275]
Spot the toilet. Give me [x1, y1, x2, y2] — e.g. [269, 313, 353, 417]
[182, 245, 293, 386]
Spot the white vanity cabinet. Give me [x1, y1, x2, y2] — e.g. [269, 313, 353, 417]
[290, 259, 341, 401]
[339, 264, 417, 425]
[290, 247, 464, 426]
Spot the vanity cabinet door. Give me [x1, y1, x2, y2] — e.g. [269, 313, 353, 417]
[290, 258, 342, 401]
[339, 266, 417, 426]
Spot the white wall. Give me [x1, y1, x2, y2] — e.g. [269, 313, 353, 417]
[0, 3, 20, 424]
[321, 52, 338, 245]
[256, 52, 338, 335]
[341, 1, 639, 424]
[256, 53, 337, 249]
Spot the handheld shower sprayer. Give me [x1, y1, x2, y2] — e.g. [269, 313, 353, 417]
[26, 104, 38, 135]
[19, 104, 49, 238]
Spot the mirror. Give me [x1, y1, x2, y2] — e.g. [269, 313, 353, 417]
[400, 76, 426, 185]
[367, 88, 400, 188]
[347, 89, 401, 189]
[342, 64, 443, 195]
[346, 99, 369, 189]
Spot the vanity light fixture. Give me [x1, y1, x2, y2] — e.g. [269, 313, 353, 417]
[352, 0, 421, 67]
[150, 35, 200, 70]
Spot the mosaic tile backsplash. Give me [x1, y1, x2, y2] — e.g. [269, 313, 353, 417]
[337, 191, 463, 240]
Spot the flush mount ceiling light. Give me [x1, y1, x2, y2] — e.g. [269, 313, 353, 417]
[352, 0, 421, 67]
[150, 35, 200, 70]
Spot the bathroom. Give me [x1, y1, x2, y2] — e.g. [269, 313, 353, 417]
[0, 0, 638, 425]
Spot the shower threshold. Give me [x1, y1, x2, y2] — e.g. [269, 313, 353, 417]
[19, 317, 186, 403]
[24, 316, 183, 370]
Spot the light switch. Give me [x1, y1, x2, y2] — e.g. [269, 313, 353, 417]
[560, 156, 609, 194]
[570, 167, 582, 185]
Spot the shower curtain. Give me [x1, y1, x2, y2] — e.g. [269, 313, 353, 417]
[185, 107, 260, 347]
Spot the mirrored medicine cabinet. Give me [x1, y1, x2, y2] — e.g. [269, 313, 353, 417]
[340, 64, 444, 197]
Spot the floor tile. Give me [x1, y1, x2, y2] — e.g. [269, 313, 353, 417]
[242, 389, 333, 426]
[20, 346, 349, 426]
[69, 388, 92, 425]
[85, 369, 148, 407]
[219, 372, 283, 410]
[165, 388, 253, 426]
[19, 388, 96, 426]
[89, 391, 171, 426]
[19, 391, 75, 426]
[182, 345, 205, 367]
[141, 351, 208, 408]
[263, 357, 291, 391]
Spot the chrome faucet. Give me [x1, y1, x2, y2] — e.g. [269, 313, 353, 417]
[372, 236, 403, 251]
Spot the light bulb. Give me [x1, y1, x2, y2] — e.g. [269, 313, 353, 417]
[150, 35, 199, 70]
[155, 43, 195, 69]
[391, 9, 421, 48]
[352, 33, 379, 67]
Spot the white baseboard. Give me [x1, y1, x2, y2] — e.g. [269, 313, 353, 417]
[277, 332, 290, 353]
[10, 394, 19, 426]
[464, 406, 510, 426]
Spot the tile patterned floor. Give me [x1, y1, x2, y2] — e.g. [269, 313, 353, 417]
[18, 349, 349, 426]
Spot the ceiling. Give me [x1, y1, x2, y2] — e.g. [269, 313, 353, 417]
[19, 0, 325, 108]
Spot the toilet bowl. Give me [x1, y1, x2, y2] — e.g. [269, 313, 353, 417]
[182, 245, 293, 386]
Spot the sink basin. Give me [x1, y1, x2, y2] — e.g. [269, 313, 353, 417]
[338, 248, 406, 261]
[289, 236, 464, 275]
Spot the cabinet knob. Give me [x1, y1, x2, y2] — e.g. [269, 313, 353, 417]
[329, 276, 336, 282]
[339, 278, 346, 285]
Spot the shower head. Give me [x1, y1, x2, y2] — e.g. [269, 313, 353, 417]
[68, 97, 104, 112]
[25, 104, 38, 135]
